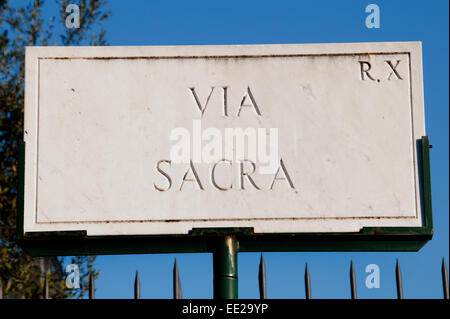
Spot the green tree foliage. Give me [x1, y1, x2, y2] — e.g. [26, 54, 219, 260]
[0, 0, 110, 298]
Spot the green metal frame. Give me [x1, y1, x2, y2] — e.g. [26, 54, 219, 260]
[17, 136, 433, 257]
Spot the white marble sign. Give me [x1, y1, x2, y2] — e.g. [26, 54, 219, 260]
[23, 42, 426, 236]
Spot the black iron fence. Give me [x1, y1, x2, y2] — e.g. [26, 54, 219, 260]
[1, 256, 448, 299]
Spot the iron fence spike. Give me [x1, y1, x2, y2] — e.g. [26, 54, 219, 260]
[134, 270, 140, 299]
[443, 258, 449, 300]
[43, 271, 49, 299]
[305, 262, 311, 299]
[350, 261, 357, 299]
[258, 253, 267, 299]
[173, 259, 182, 299]
[89, 271, 95, 299]
[396, 259, 403, 299]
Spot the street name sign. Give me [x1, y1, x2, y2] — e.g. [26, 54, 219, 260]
[19, 42, 432, 255]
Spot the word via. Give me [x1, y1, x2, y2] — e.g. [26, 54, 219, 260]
[189, 86, 261, 117]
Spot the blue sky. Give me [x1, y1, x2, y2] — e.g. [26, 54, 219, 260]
[32, 0, 449, 299]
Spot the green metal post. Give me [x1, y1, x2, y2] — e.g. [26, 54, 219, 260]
[213, 235, 238, 299]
